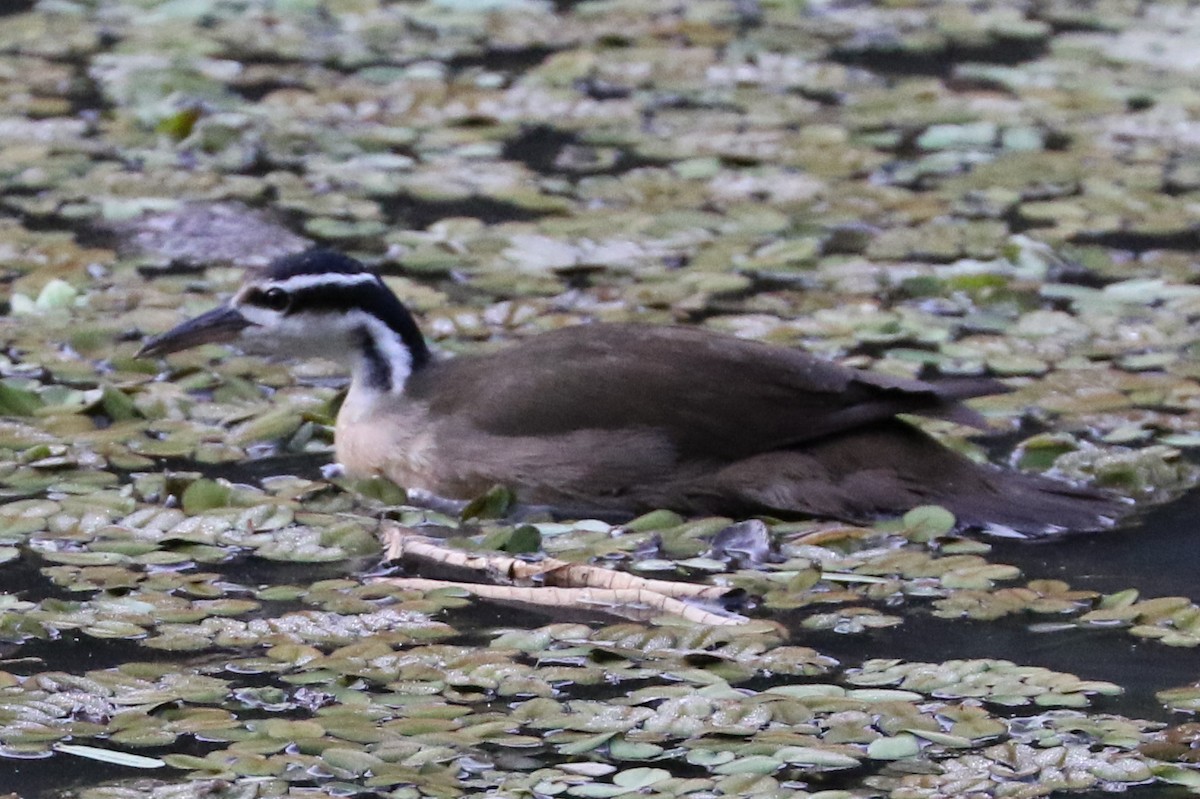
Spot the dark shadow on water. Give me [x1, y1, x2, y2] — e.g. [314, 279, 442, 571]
[378, 192, 552, 230]
[209, 552, 371, 588]
[165, 451, 331, 484]
[501, 124, 659, 178]
[780, 487, 1200, 740]
[1059, 788, 1196, 799]
[5, 735, 226, 799]
[0, 0, 36, 16]
[990, 488, 1200, 602]
[5, 630, 239, 675]
[0, 547, 82, 603]
[1071, 228, 1200, 254]
[446, 45, 558, 74]
[830, 36, 1049, 77]
[5, 755, 177, 799]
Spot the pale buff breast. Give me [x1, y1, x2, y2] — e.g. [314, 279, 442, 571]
[333, 379, 680, 506]
[334, 384, 426, 479]
[333, 388, 493, 498]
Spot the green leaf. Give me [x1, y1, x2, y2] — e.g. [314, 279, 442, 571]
[1016, 433, 1079, 470]
[1154, 764, 1200, 788]
[713, 755, 782, 775]
[161, 753, 231, 773]
[36, 279, 79, 309]
[612, 767, 671, 789]
[100, 385, 141, 421]
[155, 106, 202, 141]
[351, 475, 407, 505]
[0, 382, 44, 416]
[461, 484, 515, 521]
[775, 746, 861, 768]
[321, 747, 385, 775]
[501, 524, 542, 554]
[181, 478, 233, 513]
[901, 505, 956, 542]
[866, 734, 921, 760]
[556, 731, 616, 755]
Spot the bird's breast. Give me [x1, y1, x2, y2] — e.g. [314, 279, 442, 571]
[332, 375, 683, 508]
[333, 389, 494, 498]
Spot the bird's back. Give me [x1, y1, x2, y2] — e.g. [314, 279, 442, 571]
[389, 323, 1123, 535]
[408, 322, 990, 461]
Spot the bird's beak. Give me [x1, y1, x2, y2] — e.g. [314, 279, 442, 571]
[136, 305, 253, 358]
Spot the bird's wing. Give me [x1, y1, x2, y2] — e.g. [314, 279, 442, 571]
[411, 324, 994, 461]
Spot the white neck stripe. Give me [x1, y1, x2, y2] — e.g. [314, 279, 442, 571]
[351, 309, 413, 394]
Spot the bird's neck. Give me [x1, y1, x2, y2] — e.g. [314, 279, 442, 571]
[346, 293, 431, 397]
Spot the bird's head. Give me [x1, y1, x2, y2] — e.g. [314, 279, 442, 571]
[138, 249, 430, 393]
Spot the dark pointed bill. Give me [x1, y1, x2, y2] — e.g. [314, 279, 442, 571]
[136, 305, 253, 358]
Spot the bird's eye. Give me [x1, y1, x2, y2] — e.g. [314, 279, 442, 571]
[259, 287, 291, 312]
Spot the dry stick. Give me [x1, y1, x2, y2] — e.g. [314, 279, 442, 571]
[378, 525, 747, 626]
[382, 526, 731, 599]
[376, 577, 748, 627]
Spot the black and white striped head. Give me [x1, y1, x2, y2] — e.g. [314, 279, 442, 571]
[139, 250, 430, 393]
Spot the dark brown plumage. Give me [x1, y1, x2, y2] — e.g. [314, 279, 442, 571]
[140, 250, 1127, 537]
[401, 324, 1123, 534]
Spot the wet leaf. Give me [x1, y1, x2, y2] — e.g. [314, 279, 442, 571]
[866, 734, 920, 760]
[461, 485, 515, 521]
[181, 479, 233, 513]
[0, 383, 44, 416]
[900, 505, 956, 542]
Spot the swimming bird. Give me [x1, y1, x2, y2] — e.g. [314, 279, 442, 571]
[138, 249, 1125, 536]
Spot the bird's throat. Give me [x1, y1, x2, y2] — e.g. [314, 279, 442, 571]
[351, 316, 419, 395]
[358, 327, 399, 393]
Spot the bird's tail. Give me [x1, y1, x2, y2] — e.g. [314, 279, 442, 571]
[703, 420, 1128, 537]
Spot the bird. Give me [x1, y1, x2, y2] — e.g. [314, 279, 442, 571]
[138, 249, 1127, 536]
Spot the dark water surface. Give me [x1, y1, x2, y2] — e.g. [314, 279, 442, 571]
[821, 489, 1200, 718]
[992, 490, 1200, 603]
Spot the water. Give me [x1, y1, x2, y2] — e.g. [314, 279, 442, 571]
[991, 490, 1200, 603]
[6, 486, 1200, 797]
